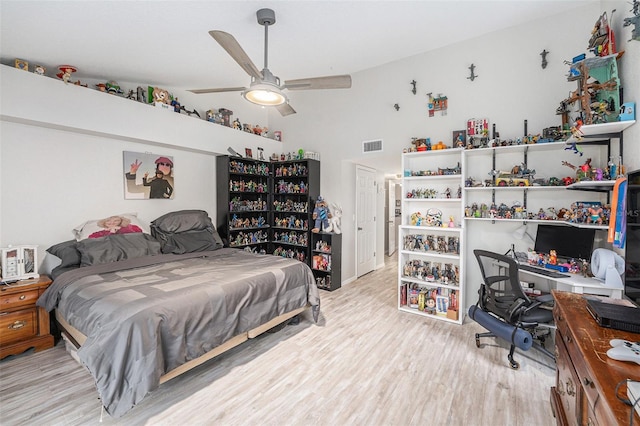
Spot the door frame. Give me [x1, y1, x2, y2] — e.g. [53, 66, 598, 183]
[355, 165, 377, 277]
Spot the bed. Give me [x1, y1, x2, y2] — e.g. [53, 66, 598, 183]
[37, 211, 320, 418]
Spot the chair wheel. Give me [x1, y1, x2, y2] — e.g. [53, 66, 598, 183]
[508, 356, 520, 369]
[475, 334, 481, 347]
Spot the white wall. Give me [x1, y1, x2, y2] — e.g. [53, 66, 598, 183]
[1, 1, 637, 290]
[0, 66, 284, 274]
[276, 1, 639, 290]
[0, 121, 217, 272]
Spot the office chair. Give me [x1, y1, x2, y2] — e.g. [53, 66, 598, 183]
[469, 249, 556, 369]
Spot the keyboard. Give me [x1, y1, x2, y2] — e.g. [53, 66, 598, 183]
[518, 263, 569, 278]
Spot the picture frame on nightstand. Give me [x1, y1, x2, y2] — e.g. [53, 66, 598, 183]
[1, 245, 39, 283]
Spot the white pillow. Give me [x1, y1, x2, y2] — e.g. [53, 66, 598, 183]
[73, 213, 149, 241]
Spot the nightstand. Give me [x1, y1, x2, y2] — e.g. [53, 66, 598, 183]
[0, 275, 54, 359]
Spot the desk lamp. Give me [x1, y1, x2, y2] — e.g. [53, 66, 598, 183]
[513, 225, 535, 243]
[505, 225, 534, 260]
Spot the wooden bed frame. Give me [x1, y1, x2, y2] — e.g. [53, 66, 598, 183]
[55, 305, 307, 384]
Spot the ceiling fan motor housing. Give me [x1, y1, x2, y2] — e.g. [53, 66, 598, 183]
[257, 8, 276, 26]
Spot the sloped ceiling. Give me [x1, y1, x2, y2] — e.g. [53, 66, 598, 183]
[0, 1, 597, 92]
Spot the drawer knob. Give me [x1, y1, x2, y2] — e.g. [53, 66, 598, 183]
[8, 320, 27, 330]
[583, 377, 593, 387]
[566, 379, 576, 397]
[19, 295, 26, 300]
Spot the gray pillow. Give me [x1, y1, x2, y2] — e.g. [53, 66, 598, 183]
[46, 240, 81, 268]
[150, 210, 223, 254]
[77, 233, 161, 267]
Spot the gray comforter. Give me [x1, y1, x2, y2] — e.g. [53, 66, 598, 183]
[38, 248, 320, 418]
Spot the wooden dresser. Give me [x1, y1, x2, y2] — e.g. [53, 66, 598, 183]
[551, 291, 640, 425]
[0, 275, 54, 359]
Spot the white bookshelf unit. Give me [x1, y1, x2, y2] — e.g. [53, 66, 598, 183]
[398, 148, 465, 324]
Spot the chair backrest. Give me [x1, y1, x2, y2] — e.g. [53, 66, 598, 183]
[473, 249, 532, 321]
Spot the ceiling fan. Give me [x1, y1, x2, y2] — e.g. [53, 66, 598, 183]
[189, 8, 352, 116]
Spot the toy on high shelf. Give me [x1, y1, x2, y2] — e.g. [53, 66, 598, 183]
[623, 0, 640, 41]
[561, 156, 622, 181]
[465, 118, 489, 149]
[492, 163, 536, 187]
[407, 138, 430, 152]
[56, 65, 76, 83]
[404, 162, 461, 177]
[588, 10, 617, 57]
[559, 10, 623, 125]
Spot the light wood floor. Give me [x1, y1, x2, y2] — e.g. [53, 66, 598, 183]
[0, 254, 556, 425]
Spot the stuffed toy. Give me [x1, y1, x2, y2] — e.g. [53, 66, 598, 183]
[312, 196, 332, 232]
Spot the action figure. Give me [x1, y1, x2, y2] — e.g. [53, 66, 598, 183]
[312, 196, 332, 233]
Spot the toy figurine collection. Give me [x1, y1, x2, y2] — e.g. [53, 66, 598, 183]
[464, 200, 609, 225]
[402, 259, 460, 289]
[464, 155, 624, 190]
[12, 58, 282, 142]
[409, 208, 451, 228]
[229, 214, 267, 230]
[525, 249, 591, 277]
[403, 234, 460, 255]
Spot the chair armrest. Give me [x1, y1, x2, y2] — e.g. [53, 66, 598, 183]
[535, 293, 554, 304]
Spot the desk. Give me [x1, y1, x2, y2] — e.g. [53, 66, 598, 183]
[551, 291, 640, 425]
[518, 267, 623, 299]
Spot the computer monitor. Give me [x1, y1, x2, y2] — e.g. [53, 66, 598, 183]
[533, 224, 595, 261]
[624, 169, 640, 305]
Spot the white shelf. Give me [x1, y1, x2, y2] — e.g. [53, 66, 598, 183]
[465, 185, 567, 191]
[463, 141, 567, 156]
[404, 198, 461, 202]
[566, 120, 636, 143]
[403, 148, 464, 158]
[0, 64, 281, 156]
[402, 225, 462, 232]
[403, 174, 462, 181]
[566, 180, 615, 190]
[398, 306, 461, 323]
[400, 250, 460, 260]
[400, 277, 460, 290]
[464, 217, 608, 230]
[399, 142, 465, 326]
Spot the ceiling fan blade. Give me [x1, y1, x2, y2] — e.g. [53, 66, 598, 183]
[209, 30, 263, 80]
[283, 75, 352, 90]
[188, 87, 246, 94]
[275, 103, 296, 116]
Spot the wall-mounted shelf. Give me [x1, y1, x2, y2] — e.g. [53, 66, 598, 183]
[566, 121, 636, 143]
[463, 141, 567, 156]
[565, 180, 615, 192]
[0, 65, 281, 156]
[465, 186, 567, 192]
[464, 217, 607, 230]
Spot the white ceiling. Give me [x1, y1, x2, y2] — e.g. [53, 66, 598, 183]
[1, 0, 597, 93]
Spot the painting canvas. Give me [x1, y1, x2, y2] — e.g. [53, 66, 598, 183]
[452, 130, 466, 147]
[123, 151, 174, 199]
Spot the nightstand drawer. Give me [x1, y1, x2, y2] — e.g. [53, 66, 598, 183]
[0, 289, 39, 311]
[0, 308, 37, 345]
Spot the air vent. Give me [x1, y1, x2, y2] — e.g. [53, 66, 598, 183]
[363, 139, 383, 153]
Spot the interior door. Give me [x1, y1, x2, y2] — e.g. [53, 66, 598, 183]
[356, 166, 377, 277]
[387, 180, 396, 256]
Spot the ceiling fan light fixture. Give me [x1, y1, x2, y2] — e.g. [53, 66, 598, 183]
[243, 83, 287, 106]
[243, 70, 287, 106]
